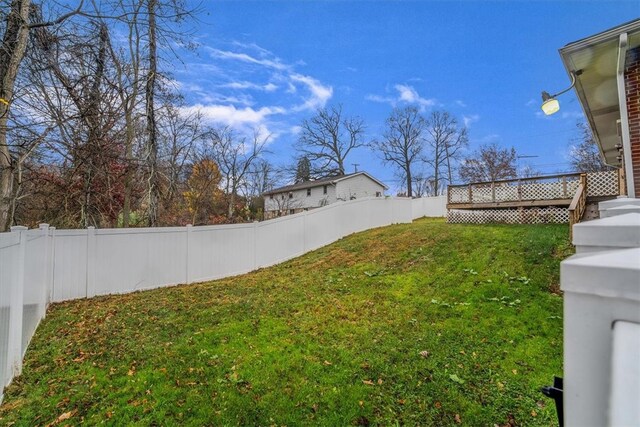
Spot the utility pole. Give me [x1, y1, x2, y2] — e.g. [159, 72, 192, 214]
[352, 163, 360, 173]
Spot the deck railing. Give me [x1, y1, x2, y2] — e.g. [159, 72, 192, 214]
[448, 170, 620, 206]
[568, 174, 587, 240]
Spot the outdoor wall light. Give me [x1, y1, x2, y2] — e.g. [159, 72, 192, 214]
[541, 69, 582, 115]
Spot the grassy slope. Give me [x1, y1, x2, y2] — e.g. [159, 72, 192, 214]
[0, 219, 572, 426]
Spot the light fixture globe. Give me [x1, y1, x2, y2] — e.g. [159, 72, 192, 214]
[541, 96, 560, 115]
[539, 70, 582, 116]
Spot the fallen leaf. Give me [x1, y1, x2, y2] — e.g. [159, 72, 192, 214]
[531, 410, 537, 417]
[362, 379, 375, 385]
[398, 399, 405, 405]
[435, 401, 442, 408]
[323, 360, 332, 366]
[57, 411, 75, 422]
[512, 369, 518, 375]
[455, 414, 462, 424]
[377, 378, 383, 385]
[419, 350, 429, 358]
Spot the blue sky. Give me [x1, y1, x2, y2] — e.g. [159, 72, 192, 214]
[174, 0, 638, 191]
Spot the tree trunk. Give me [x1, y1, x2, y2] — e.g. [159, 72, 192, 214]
[406, 165, 413, 198]
[0, 0, 31, 231]
[122, 107, 134, 227]
[145, 0, 159, 227]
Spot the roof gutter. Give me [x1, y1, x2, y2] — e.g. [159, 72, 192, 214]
[617, 32, 634, 197]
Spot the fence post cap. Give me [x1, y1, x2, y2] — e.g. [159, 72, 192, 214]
[39, 223, 50, 230]
[10, 226, 28, 231]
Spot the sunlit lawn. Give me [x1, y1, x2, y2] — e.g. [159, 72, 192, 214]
[0, 218, 571, 426]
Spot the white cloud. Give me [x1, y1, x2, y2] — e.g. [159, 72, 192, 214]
[182, 104, 285, 128]
[463, 114, 480, 127]
[366, 84, 436, 110]
[394, 84, 435, 109]
[290, 73, 333, 111]
[365, 94, 395, 104]
[219, 81, 278, 92]
[455, 100, 467, 108]
[207, 48, 289, 71]
[179, 41, 334, 143]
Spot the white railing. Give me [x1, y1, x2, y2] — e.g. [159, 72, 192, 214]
[448, 170, 619, 206]
[0, 195, 445, 401]
[561, 198, 640, 426]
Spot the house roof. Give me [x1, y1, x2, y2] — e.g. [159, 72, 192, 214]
[559, 19, 640, 166]
[262, 171, 388, 196]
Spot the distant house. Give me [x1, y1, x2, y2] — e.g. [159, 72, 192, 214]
[262, 172, 388, 219]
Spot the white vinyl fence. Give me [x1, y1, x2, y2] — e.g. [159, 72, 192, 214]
[0, 196, 445, 401]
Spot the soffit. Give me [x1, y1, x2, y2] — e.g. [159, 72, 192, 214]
[560, 20, 640, 166]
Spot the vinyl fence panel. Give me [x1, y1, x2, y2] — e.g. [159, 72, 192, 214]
[52, 230, 89, 302]
[0, 232, 20, 402]
[0, 196, 447, 403]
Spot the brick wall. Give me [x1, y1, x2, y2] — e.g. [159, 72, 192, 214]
[625, 46, 640, 196]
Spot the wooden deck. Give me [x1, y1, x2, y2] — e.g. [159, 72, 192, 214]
[447, 170, 620, 210]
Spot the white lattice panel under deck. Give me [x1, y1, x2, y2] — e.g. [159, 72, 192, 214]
[447, 207, 569, 224]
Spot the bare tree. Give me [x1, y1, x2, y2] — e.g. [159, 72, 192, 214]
[459, 142, 517, 183]
[105, 0, 145, 227]
[569, 121, 612, 173]
[0, 0, 84, 230]
[371, 106, 426, 197]
[519, 164, 541, 179]
[424, 110, 468, 195]
[296, 105, 365, 176]
[23, 17, 126, 228]
[208, 127, 268, 220]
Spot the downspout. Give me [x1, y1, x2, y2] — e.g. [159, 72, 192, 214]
[616, 33, 635, 197]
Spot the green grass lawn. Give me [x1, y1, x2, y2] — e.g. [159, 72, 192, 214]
[0, 218, 572, 426]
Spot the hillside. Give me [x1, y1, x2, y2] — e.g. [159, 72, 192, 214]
[0, 218, 571, 426]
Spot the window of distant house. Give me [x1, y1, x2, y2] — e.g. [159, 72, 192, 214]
[281, 194, 284, 200]
[323, 185, 327, 194]
[376, 191, 382, 197]
[289, 209, 295, 215]
[269, 194, 273, 199]
[289, 192, 293, 199]
[307, 188, 311, 196]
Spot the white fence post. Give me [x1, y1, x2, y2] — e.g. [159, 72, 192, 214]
[7, 226, 27, 378]
[252, 221, 258, 270]
[38, 224, 49, 320]
[186, 224, 192, 285]
[86, 226, 95, 298]
[48, 227, 55, 303]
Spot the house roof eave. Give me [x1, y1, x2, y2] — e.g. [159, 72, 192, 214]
[558, 19, 640, 167]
